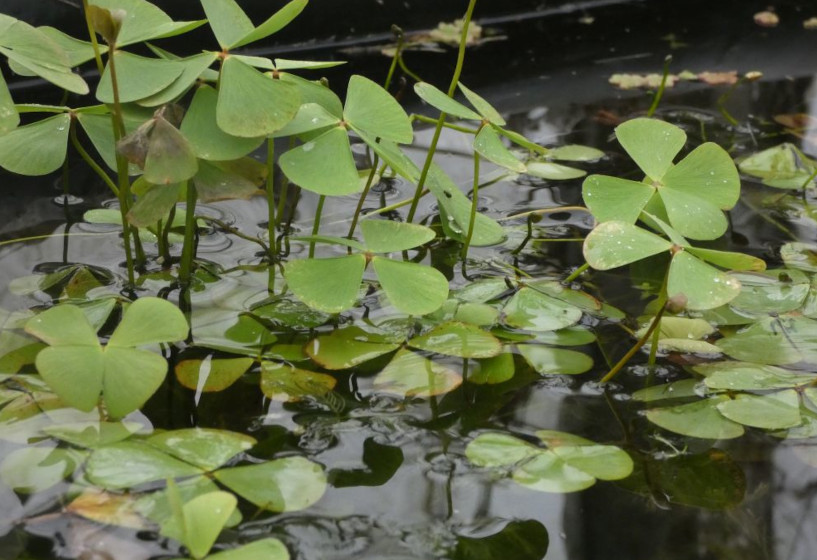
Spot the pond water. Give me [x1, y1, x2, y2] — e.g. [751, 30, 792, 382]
[4, 2, 817, 560]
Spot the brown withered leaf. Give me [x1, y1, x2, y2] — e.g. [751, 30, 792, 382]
[697, 71, 738, 85]
[67, 489, 147, 529]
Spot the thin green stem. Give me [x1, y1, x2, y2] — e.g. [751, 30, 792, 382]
[348, 156, 380, 239]
[161, 205, 176, 265]
[179, 182, 198, 287]
[309, 195, 326, 258]
[647, 321, 661, 366]
[81, 0, 105, 76]
[397, 54, 424, 84]
[600, 304, 667, 384]
[69, 122, 119, 196]
[384, 28, 405, 91]
[461, 151, 480, 259]
[266, 139, 276, 258]
[646, 55, 672, 118]
[198, 216, 269, 253]
[406, 0, 479, 223]
[564, 262, 590, 284]
[411, 113, 479, 134]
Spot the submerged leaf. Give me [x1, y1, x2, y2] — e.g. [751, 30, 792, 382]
[373, 349, 462, 397]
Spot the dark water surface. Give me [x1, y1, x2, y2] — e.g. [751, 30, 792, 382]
[4, 1, 817, 559]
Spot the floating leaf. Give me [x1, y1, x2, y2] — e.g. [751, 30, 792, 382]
[716, 316, 817, 365]
[465, 432, 541, 468]
[43, 421, 141, 448]
[305, 327, 400, 370]
[284, 255, 366, 314]
[728, 269, 810, 315]
[175, 357, 253, 393]
[780, 242, 817, 273]
[373, 349, 462, 397]
[86, 441, 204, 488]
[215, 456, 327, 512]
[207, 539, 290, 560]
[738, 143, 815, 189]
[469, 352, 515, 384]
[503, 287, 583, 332]
[548, 145, 605, 162]
[409, 322, 501, 358]
[147, 428, 255, 471]
[525, 161, 586, 180]
[517, 345, 593, 375]
[716, 390, 801, 429]
[0, 445, 78, 493]
[260, 362, 337, 402]
[161, 488, 237, 560]
[699, 361, 817, 390]
[646, 397, 745, 439]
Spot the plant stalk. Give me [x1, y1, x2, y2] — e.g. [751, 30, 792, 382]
[461, 150, 480, 258]
[179, 182, 197, 287]
[266, 138, 277, 259]
[406, 0, 479, 223]
[309, 195, 326, 258]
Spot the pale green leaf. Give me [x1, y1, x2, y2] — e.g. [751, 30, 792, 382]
[583, 221, 672, 270]
[278, 126, 360, 195]
[581, 175, 654, 224]
[90, 0, 204, 46]
[260, 362, 337, 402]
[414, 82, 481, 120]
[148, 428, 256, 471]
[662, 142, 740, 209]
[344, 75, 413, 143]
[524, 161, 586, 180]
[127, 182, 182, 227]
[517, 345, 593, 375]
[686, 247, 766, 272]
[646, 397, 745, 439]
[503, 287, 583, 332]
[194, 158, 267, 202]
[138, 52, 218, 107]
[699, 361, 817, 390]
[0, 113, 70, 176]
[474, 125, 526, 172]
[465, 432, 541, 468]
[470, 352, 515, 384]
[548, 145, 605, 162]
[97, 52, 184, 104]
[360, 219, 435, 253]
[284, 255, 366, 313]
[215, 456, 327, 512]
[271, 102, 339, 138]
[217, 56, 300, 137]
[231, 0, 308, 49]
[0, 69, 18, 134]
[373, 348, 462, 398]
[43, 421, 141, 449]
[371, 257, 449, 316]
[667, 251, 741, 310]
[175, 357, 253, 392]
[716, 390, 801, 429]
[615, 118, 686, 181]
[34, 347, 104, 412]
[0, 446, 77, 493]
[458, 82, 505, 125]
[108, 297, 189, 347]
[207, 539, 290, 560]
[103, 347, 168, 418]
[409, 322, 501, 358]
[86, 441, 204, 488]
[657, 187, 728, 241]
[305, 327, 400, 370]
[200, 0, 254, 49]
[25, 304, 100, 347]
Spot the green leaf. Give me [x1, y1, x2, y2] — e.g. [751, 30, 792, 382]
[97, 52, 184, 104]
[373, 349, 462, 397]
[139, 52, 218, 108]
[102, 347, 169, 418]
[646, 397, 745, 439]
[43, 421, 141, 449]
[91, 0, 204, 46]
[371, 257, 449, 316]
[0, 446, 78, 493]
[657, 187, 728, 240]
[127, 182, 181, 227]
[700, 361, 817, 390]
[271, 102, 339, 138]
[143, 118, 199, 185]
[344, 75, 413, 143]
[716, 390, 801, 429]
[217, 57, 300, 137]
[474, 126, 526, 172]
[632, 379, 701, 403]
[0, 69, 18, 134]
[615, 118, 686, 181]
[194, 159, 266, 202]
[274, 59, 345, 71]
[469, 352, 515, 384]
[284, 255, 366, 313]
[175, 357, 253, 392]
[583, 221, 672, 270]
[279, 73, 343, 118]
[357, 131, 421, 183]
[524, 161, 586, 180]
[548, 145, 605, 162]
[200, 0, 254, 48]
[738, 143, 813, 187]
[728, 269, 810, 315]
[86, 441, 204, 488]
[278, 127, 360, 195]
[517, 345, 593, 375]
[667, 251, 741, 310]
[207, 539, 290, 560]
[465, 433, 541, 468]
[414, 82, 481, 120]
[215, 456, 327, 512]
[147, 428, 256, 471]
[662, 142, 740, 209]
[716, 316, 816, 365]
[25, 303, 100, 347]
[305, 327, 400, 370]
[780, 242, 817, 273]
[409, 322, 502, 358]
[458, 82, 505, 125]
[0, 113, 70, 176]
[427, 165, 505, 246]
[162, 490, 237, 560]
[685, 247, 766, 272]
[260, 362, 337, 402]
[454, 520, 549, 560]
[360, 219, 435, 253]
[231, 0, 308, 49]
[502, 287, 583, 331]
[108, 297, 188, 347]
[582, 175, 655, 224]
[38, 26, 108, 67]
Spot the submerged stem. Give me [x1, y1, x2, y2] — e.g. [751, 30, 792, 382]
[69, 123, 118, 196]
[646, 55, 672, 118]
[601, 304, 667, 384]
[461, 151, 481, 259]
[266, 139, 276, 259]
[309, 195, 326, 258]
[179, 182, 198, 287]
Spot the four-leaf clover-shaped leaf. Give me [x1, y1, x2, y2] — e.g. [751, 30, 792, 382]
[582, 118, 740, 240]
[284, 220, 448, 314]
[25, 297, 188, 418]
